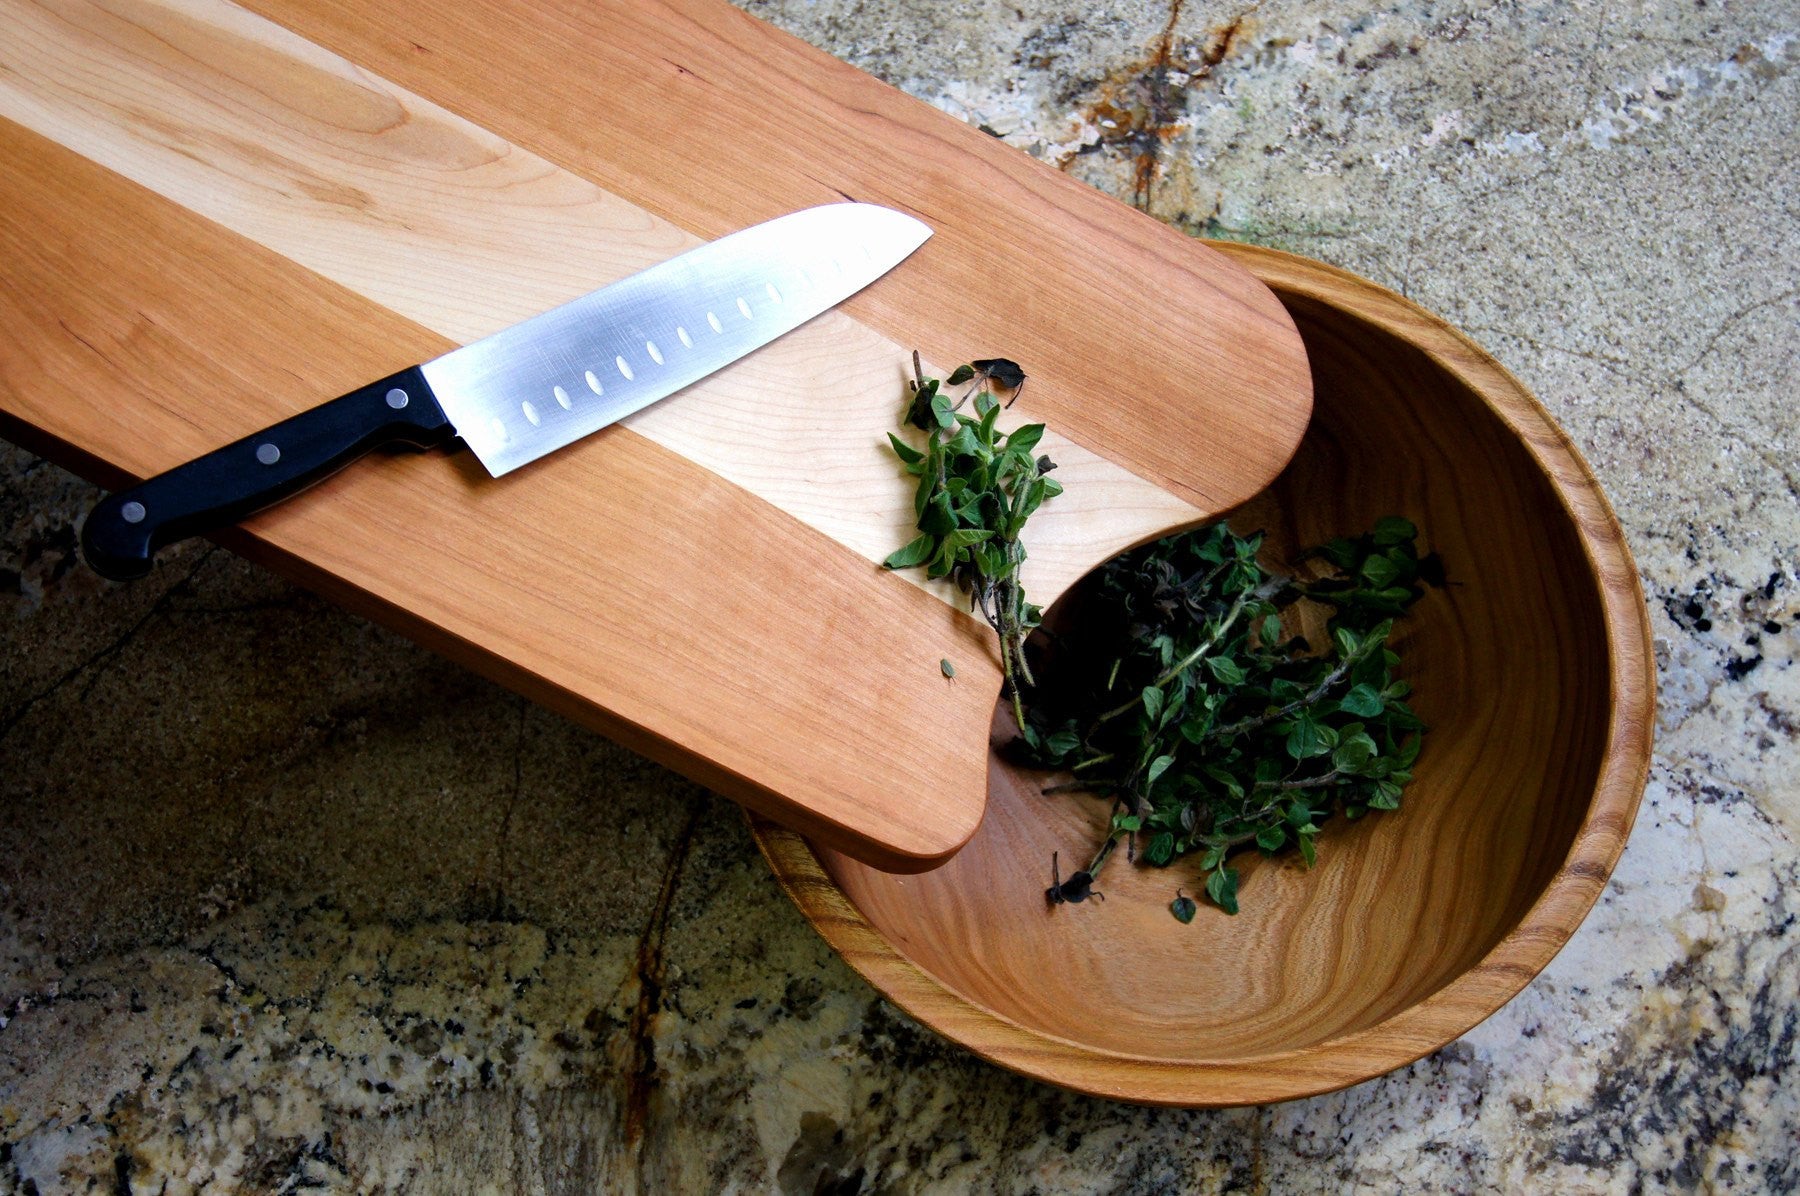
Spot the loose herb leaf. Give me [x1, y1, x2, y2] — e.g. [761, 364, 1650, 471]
[941, 658, 956, 678]
[1171, 890, 1198, 923]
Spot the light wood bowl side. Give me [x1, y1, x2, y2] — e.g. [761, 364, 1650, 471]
[750, 244, 1655, 1106]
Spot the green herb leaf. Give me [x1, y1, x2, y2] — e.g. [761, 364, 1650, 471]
[920, 492, 957, 536]
[978, 394, 1001, 438]
[944, 424, 982, 459]
[1372, 515, 1417, 546]
[1170, 891, 1197, 923]
[1332, 737, 1376, 774]
[1285, 715, 1331, 760]
[1361, 553, 1401, 589]
[941, 528, 992, 550]
[1206, 866, 1240, 915]
[930, 392, 955, 430]
[1338, 683, 1385, 717]
[1205, 656, 1246, 685]
[913, 455, 937, 519]
[883, 534, 935, 569]
[940, 658, 956, 678]
[947, 364, 976, 385]
[1005, 423, 1045, 455]
[885, 432, 924, 465]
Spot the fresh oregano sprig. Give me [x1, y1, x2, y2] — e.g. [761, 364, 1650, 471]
[883, 353, 1058, 729]
[1020, 517, 1436, 915]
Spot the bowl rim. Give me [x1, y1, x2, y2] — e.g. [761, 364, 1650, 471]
[748, 243, 1657, 1106]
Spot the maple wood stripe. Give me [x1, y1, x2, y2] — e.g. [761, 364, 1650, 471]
[0, 0, 1202, 610]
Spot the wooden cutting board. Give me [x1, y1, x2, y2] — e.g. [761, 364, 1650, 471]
[0, 0, 1312, 870]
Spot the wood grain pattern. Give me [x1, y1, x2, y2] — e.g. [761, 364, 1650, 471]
[0, 0, 1314, 868]
[752, 246, 1656, 1104]
[231, 0, 1314, 513]
[0, 120, 1000, 865]
[0, 0, 1202, 605]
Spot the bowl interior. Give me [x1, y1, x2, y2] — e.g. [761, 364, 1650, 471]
[812, 288, 1614, 1062]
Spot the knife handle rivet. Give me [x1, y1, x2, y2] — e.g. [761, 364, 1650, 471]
[256, 443, 281, 466]
[385, 387, 410, 409]
[121, 501, 146, 524]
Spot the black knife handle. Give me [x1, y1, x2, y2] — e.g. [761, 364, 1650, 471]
[82, 366, 455, 581]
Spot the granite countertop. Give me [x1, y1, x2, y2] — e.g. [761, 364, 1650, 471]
[2, 0, 1795, 1191]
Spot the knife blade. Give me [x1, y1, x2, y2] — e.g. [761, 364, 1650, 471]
[80, 203, 932, 580]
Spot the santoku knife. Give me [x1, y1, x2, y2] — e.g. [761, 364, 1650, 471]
[81, 203, 932, 580]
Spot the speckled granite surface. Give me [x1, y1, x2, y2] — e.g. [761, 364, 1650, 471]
[2, 0, 1795, 1191]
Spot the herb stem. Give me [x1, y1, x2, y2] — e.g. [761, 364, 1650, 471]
[1153, 586, 1254, 687]
[1205, 640, 1372, 743]
[1091, 585, 1257, 725]
[1085, 833, 1120, 880]
[1257, 768, 1341, 792]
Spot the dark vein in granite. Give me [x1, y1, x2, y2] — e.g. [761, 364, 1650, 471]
[0, 547, 215, 743]
[623, 800, 703, 1157]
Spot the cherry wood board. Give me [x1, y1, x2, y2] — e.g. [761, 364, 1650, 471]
[0, 0, 1312, 870]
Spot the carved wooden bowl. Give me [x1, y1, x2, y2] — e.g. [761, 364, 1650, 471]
[749, 244, 1655, 1105]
